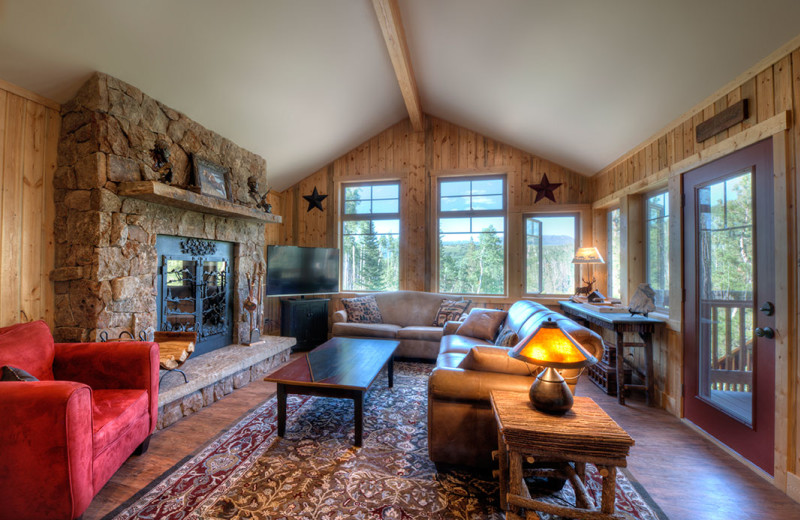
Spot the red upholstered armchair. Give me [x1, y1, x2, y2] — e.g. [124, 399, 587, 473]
[0, 321, 159, 520]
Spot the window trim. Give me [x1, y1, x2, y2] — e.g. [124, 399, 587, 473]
[522, 211, 580, 297]
[339, 180, 401, 292]
[644, 189, 670, 311]
[436, 174, 508, 296]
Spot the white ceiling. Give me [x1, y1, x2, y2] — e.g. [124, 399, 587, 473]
[1, 1, 799, 190]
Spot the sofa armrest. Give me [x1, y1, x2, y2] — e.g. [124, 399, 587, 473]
[332, 309, 348, 323]
[442, 321, 461, 336]
[428, 367, 534, 402]
[54, 341, 159, 432]
[0, 381, 94, 520]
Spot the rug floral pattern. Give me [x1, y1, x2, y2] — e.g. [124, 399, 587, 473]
[110, 363, 661, 520]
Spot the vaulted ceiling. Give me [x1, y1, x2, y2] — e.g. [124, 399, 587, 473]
[1, 0, 799, 190]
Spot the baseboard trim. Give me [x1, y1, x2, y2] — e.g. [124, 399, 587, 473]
[682, 418, 774, 484]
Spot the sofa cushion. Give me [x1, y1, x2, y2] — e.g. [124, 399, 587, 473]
[458, 346, 536, 376]
[439, 333, 491, 355]
[341, 295, 383, 323]
[372, 291, 462, 328]
[1, 365, 39, 381]
[433, 300, 471, 326]
[455, 309, 508, 341]
[92, 389, 149, 458]
[331, 322, 401, 339]
[397, 326, 443, 342]
[436, 352, 467, 369]
[0, 321, 55, 381]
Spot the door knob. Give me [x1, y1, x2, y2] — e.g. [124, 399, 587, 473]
[755, 327, 774, 339]
[759, 302, 775, 316]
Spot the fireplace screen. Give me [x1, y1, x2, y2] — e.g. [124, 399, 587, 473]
[156, 236, 234, 356]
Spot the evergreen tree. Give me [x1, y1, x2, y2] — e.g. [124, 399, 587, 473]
[357, 221, 386, 291]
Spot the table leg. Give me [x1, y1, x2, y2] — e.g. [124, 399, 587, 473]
[640, 331, 655, 406]
[497, 434, 509, 510]
[575, 461, 586, 484]
[509, 451, 524, 517]
[354, 391, 364, 447]
[277, 384, 286, 437]
[599, 465, 617, 514]
[615, 331, 625, 405]
[388, 354, 394, 388]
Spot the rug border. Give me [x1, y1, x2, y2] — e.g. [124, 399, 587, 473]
[99, 396, 274, 520]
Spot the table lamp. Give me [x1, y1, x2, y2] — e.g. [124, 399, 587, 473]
[508, 318, 597, 414]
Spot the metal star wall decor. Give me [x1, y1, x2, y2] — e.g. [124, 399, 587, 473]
[528, 174, 563, 203]
[303, 186, 328, 212]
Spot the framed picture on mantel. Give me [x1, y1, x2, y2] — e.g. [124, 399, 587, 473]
[193, 155, 231, 201]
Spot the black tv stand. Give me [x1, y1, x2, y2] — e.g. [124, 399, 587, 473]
[280, 298, 329, 352]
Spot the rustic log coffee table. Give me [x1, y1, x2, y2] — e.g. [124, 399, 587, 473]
[490, 391, 635, 520]
[263, 337, 399, 447]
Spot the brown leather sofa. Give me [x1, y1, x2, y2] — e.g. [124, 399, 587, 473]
[427, 300, 604, 468]
[332, 291, 464, 360]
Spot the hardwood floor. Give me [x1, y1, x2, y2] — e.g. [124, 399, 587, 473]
[84, 360, 800, 520]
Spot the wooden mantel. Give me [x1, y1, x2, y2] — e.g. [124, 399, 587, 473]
[117, 181, 282, 224]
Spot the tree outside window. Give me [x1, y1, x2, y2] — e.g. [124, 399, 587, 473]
[607, 208, 621, 300]
[645, 191, 669, 310]
[341, 182, 400, 291]
[438, 176, 505, 295]
[525, 214, 579, 295]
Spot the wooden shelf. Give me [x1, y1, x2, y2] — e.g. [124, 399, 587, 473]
[117, 181, 282, 224]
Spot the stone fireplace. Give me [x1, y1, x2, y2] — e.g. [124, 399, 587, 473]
[53, 72, 273, 347]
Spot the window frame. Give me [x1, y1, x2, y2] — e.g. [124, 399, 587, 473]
[436, 174, 508, 296]
[339, 180, 401, 292]
[644, 189, 670, 311]
[522, 211, 581, 297]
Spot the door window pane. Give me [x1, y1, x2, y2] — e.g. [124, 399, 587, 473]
[697, 171, 754, 424]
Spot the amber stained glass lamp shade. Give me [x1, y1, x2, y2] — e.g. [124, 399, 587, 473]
[508, 318, 597, 414]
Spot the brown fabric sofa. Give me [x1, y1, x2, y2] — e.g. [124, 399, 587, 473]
[427, 300, 604, 468]
[331, 291, 464, 360]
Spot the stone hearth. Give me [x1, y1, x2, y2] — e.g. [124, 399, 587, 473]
[53, 72, 272, 345]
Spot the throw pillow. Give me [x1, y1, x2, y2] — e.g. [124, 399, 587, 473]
[1, 365, 39, 382]
[432, 299, 471, 327]
[341, 295, 383, 324]
[494, 327, 519, 347]
[458, 346, 535, 376]
[455, 309, 508, 341]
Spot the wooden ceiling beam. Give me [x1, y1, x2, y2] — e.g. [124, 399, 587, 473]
[371, 0, 424, 132]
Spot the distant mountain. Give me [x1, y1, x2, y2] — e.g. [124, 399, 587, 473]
[542, 234, 574, 246]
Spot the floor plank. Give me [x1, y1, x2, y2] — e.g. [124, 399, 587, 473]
[83, 361, 800, 520]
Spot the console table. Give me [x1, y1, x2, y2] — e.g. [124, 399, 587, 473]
[558, 301, 664, 406]
[490, 391, 634, 519]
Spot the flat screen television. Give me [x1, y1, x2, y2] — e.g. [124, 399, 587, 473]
[266, 245, 339, 296]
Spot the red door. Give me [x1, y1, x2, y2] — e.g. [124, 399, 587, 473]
[683, 138, 775, 474]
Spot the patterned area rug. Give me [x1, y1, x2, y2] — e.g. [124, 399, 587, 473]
[106, 363, 666, 520]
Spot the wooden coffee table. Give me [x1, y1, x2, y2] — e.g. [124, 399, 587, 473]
[263, 337, 399, 447]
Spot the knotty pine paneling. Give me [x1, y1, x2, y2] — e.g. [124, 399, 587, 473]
[0, 82, 59, 329]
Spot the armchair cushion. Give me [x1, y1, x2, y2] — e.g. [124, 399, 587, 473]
[92, 389, 150, 458]
[0, 320, 55, 380]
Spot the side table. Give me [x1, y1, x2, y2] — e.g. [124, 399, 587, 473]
[559, 300, 665, 406]
[490, 391, 635, 520]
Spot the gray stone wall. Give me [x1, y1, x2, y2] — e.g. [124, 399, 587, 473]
[54, 72, 268, 343]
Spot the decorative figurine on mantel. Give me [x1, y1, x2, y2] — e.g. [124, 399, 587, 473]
[152, 139, 173, 184]
[248, 175, 273, 213]
[629, 283, 656, 317]
[242, 263, 264, 345]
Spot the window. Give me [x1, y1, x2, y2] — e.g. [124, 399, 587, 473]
[645, 191, 670, 310]
[341, 181, 400, 291]
[438, 176, 505, 295]
[607, 208, 621, 300]
[525, 214, 579, 295]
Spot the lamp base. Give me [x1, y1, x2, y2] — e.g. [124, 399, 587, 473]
[529, 367, 574, 414]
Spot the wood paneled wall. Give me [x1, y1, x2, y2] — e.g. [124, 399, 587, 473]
[589, 38, 800, 496]
[0, 79, 59, 329]
[271, 115, 592, 312]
